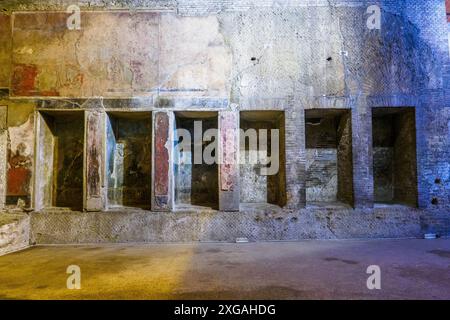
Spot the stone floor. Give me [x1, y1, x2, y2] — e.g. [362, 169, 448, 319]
[0, 239, 449, 300]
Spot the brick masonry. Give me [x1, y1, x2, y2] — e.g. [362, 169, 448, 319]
[0, 0, 449, 245]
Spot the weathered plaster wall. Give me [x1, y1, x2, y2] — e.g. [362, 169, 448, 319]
[0, 0, 175, 12]
[215, 2, 445, 210]
[12, 12, 159, 97]
[240, 112, 286, 206]
[6, 102, 34, 207]
[0, 213, 30, 256]
[305, 110, 353, 205]
[11, 11, 231, 98]
[0, 0, 448, 242]
[8, 4, 439, 99]
[0, 14, 11, 89]
[0, 106, 7, 209]
[306, 149, 338, 203]
[306, 116, 339, 203]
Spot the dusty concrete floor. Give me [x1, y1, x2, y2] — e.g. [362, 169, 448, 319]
[0, 239, 449, 300]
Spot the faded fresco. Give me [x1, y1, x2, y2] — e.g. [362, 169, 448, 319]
[6, 103, 34, 207]
[0, 1, 448, 244]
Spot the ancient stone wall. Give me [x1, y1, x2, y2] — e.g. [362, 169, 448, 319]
[0, 0, 448, 242]
[0, 213, 30, 256]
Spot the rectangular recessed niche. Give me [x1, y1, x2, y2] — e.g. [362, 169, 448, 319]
[240, 111, 287, 207]
[37, 111, 85, 210]
[372, 107, 418, 207]
[174, 112, 219, 210]
[106, 112, 152, 209]
[305, 109, 353, 207]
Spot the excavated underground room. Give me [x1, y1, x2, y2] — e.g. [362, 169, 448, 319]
[0, 0, 450, 304]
